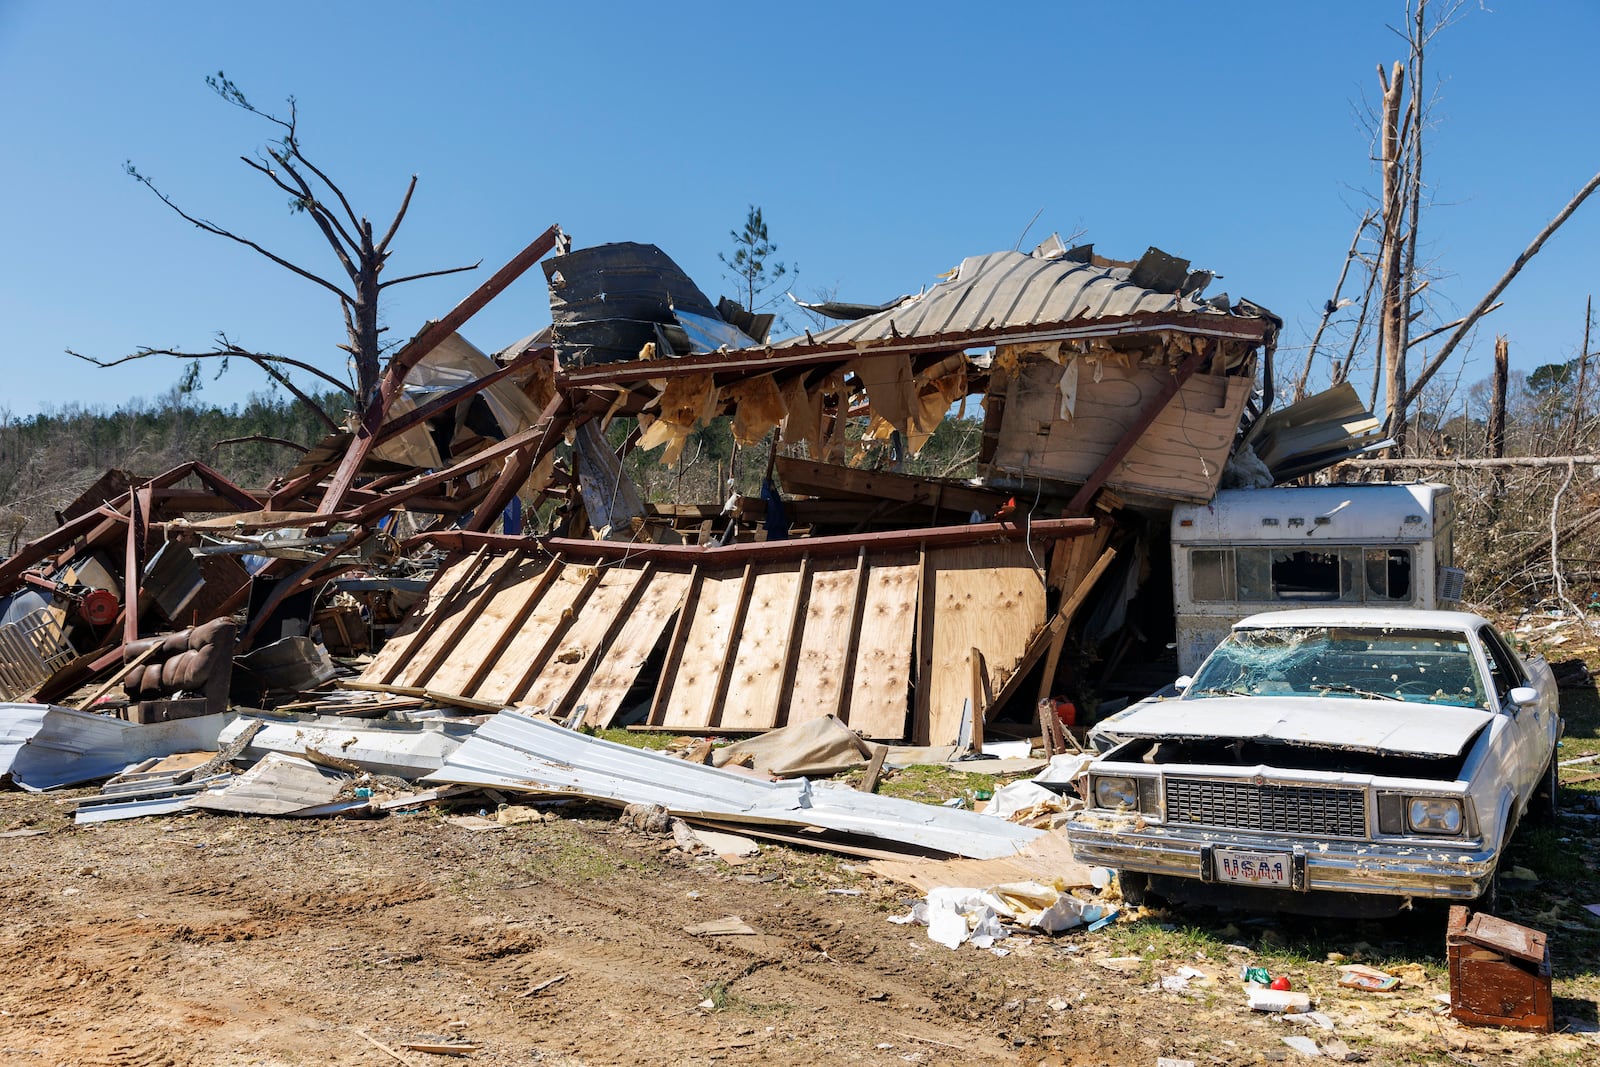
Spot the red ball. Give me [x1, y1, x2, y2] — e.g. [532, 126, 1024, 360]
[1269, 975, 1292, 991]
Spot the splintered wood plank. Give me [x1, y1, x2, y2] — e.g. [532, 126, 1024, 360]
[921, 543, 1046, 747]
[580, 567, 693, 727]
[518, 563, 650, 718]
[715, 561, 805, 732]
[361, 550, 485, 685]
[388, 552, 521, 690]
[425, 553, 564, 699]
[658, 566, 752, 729]
[472, 560, 599, 708]
[843, 551, 919, 740]
[784, 558, 866, 727]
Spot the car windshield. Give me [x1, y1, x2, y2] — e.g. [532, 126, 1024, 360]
[1186, 625, 1487, 709]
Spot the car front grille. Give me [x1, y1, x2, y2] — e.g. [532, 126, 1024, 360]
[1164, 777, 1367, 837]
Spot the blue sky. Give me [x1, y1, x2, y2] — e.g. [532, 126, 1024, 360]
[1, 1, 1596, 420]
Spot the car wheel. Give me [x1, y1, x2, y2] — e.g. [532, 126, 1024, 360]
[1115, 870, 1149, 907]
[1528, 753, 1560, 824]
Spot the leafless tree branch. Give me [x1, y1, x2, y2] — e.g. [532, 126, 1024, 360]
[123, 165, 355, 304]
[378, 261, 481, 290]
[376, 176, 418, 254]
[214, 435, 311, 454]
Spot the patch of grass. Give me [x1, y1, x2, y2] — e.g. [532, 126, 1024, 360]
[588, 727, 678, 751]
[875, 764, 998, 806]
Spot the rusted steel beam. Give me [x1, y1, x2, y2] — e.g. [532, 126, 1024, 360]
[187, 461, 265, 512]
[317, 224, 564, 518]
[414, 515, 1098, 563]
[123, 484, 151, 646]
[1066, 341, 1216, 515]
[340, 401, 581, 525]
[559, 312, 1266, 388]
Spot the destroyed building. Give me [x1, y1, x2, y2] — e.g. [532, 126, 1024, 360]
[0, 226, 1387, 764]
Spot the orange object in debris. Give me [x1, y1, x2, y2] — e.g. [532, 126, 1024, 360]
[1053, 699, 1077, 727]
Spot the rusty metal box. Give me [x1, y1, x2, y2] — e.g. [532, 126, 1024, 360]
[1446, 906, 1553, 1033]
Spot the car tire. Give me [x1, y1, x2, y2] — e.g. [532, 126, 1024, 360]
[1116, 870, 1149, 907]
[1528, 753, 1560, 824]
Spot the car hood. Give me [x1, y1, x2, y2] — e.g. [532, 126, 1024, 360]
[1099, 696, 1492, 757]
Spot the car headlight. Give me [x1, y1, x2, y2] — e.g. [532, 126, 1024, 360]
[1406, 797, 1463, 835]
[1094, 775, 1139, 810]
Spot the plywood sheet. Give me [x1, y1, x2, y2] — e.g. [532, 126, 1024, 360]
[518, 564, 649, 718]
[424, 554, 558, 698]
[578, 567, 693, 728]
[716, 562, 804, 732]
[658, 567, 750, 729]
[388, 552, 521, 690]
[784, 559, 863, 727]
[843, 552, 919, 740]
[472, 561, 599, 708]
[361, 550, 484, 684]
[920, 543, 1046, 747]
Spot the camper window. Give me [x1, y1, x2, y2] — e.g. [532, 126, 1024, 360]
[1364, 548, 1412, 600]
[1191, 549, 1235, 601]
[1188, 546, 1414, 605]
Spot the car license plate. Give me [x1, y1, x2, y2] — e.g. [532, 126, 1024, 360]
[1212, 849, 1293, 888]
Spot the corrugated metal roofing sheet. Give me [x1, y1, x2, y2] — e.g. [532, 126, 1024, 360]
[789, 250, 1222, 349]
[426, 710, 1040, 860]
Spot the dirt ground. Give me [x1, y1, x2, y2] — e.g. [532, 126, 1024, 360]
[1, 785, 1596, 1067]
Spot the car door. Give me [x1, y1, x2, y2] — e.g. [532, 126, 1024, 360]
[1475, 624, 1549, 808]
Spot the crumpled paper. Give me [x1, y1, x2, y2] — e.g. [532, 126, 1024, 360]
[888, 881, 1114, 949]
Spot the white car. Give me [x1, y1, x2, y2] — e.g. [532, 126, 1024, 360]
[1068, 609, 1562, 915]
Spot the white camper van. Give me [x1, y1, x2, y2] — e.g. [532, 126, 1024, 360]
[1169, 483, 1462, 675]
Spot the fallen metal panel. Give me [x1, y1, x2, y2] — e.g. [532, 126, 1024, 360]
[425, 710, 1040, 859]
[217, 714, 472, 779]
[73, 771, 234, 824]
[1, 704, 226, 791]
[0, 702, 49, 779]
[189, 752, 346, 815]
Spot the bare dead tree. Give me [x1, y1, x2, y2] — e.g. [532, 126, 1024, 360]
[1377, 57, 1408, 445]
[71, 72, 478, 423]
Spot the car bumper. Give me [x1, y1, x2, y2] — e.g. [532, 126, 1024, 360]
[1066, 814, 1496, 900]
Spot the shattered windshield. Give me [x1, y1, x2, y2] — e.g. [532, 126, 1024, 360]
[1186, 626, 1487, 709]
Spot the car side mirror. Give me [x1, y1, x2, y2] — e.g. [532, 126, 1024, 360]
[1507, 685, 1538, 710]
[1174, 675, 1193, 692]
